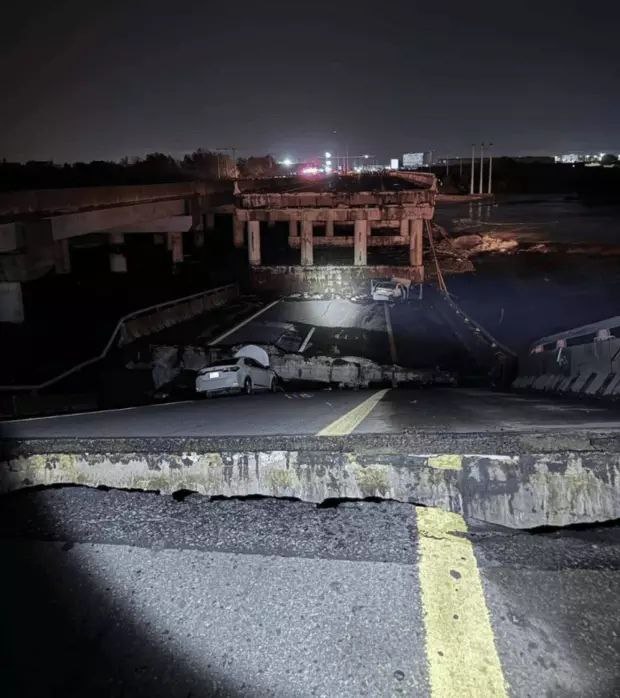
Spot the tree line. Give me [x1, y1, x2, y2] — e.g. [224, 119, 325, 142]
[0, 150, 282, 191]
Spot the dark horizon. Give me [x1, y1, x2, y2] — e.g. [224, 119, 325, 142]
[1, 0, 618, 163]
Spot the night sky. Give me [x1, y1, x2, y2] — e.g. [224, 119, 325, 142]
[1, 0, 618, 163]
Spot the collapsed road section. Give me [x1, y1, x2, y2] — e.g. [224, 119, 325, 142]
[2, 428, 619, 530]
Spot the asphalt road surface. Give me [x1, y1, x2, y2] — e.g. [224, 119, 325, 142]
[1, 487, 618, 697]
[3, 387, 620, 439]
[210, 295, 475, 371]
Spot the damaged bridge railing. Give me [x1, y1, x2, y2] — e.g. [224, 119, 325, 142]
[0, 284, 239, 393]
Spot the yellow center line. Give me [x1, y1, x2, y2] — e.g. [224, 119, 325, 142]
[316, 389, 390, 436]
[416, 506, 508, 697]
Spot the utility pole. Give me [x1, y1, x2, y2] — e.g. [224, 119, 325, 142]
[487, 142, 494, 194]
[470, 144, 475, 194]
[478, 142, 485, 194]
[445, 158, 449, 178]
[429, 150, 433, 168]
[459, 157, 463, 178]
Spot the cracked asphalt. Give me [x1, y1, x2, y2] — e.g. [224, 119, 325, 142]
[1, 487, 618, 697]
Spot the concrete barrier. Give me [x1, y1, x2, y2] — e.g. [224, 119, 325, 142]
[2, 432, 619, 528]
[514, 316, 620, 400]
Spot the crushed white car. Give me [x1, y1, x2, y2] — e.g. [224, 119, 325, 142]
[370, 278, 410, 302]
[195, 345, 278, 397]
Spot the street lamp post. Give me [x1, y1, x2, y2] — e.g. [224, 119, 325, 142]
[487, 142, 494, 194]
[479, 143, 485, 194]
[470, 144, 475, 195]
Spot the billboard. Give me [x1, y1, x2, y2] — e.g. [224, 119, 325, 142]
[390, 158, 400, 170]
[403, 152, 425, 168]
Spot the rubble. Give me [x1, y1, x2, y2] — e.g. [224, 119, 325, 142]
[148, 342, 456, 392]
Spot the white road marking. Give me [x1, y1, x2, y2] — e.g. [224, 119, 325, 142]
[1, 400, 196, 424]
[208, 300, 281, 345]
[298, 326, 316, 353]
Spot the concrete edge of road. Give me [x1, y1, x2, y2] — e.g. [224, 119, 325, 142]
[1, 430, 619, 529]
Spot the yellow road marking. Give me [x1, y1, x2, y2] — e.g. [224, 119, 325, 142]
[417, 506, 508, 697]
[316, 389, 390, 436]
[426, 454, 463, 470]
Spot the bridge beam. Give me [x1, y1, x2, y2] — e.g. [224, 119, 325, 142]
[49, 200, 187, 240]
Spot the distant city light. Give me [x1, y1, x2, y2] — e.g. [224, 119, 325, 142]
[301, 166, 320, 175]
[364, 154, 369, 159]
[282, 158, 292, 167]
[324, 151, 332, 158]
[325, 165, 333, 174]
[554, 152, 615, 165]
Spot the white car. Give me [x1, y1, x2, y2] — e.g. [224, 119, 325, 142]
[195, 345, 277, 397]
[371, 281, 406, 302]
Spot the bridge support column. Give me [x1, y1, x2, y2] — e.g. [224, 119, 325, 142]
[206, 212, 215, 230]
[300, 220, 313, 266]
[168, 231, 184, 264]
[399, 219, 409, 238]
[53, 239, 71, 274]
[409, 219, 424, 273]
[193, 230, 205, 248]
[289, 220, 299, 237]
[248, 221, 261, 266]
[190, 196, 203, 231]
[325, 218, 334, 237]
[233, 216, 245, 248]
[0, 281, 24, 323]
[109, 232, 128, 273]
[354, 219, 368, 266]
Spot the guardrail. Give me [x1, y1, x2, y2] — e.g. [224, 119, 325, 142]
[0, 283, 238, 392]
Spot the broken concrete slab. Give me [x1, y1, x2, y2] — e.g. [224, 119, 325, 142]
[2, 431, 619, 529]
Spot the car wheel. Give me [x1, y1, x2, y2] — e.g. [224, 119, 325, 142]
[244, 377, 253, 395]
[270, 377, 278, 393]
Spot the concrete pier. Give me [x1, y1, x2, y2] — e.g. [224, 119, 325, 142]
[354, 220, 368, 266]
[233, 216, 245, 248]
[0, 281, 24, 323]
[53, 239, 71, 274]
[409, 219, 424, 268]
[109, 232, 128, 273]
[248, 221, 261, 266]
[301, 220, 313, 266]
[168, 232, 183, 264]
